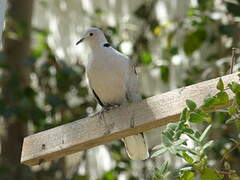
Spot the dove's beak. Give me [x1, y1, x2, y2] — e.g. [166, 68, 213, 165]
[76, 38, 85, 45]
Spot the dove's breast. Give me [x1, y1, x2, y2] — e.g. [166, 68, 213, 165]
[86, 51, 129, 106]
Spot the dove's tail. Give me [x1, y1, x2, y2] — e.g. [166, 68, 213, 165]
[123, 133, 149, 160]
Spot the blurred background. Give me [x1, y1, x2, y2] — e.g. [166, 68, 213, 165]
[0, 0, 240, 179]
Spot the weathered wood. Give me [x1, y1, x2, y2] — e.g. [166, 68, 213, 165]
[21, 73, 240, 166]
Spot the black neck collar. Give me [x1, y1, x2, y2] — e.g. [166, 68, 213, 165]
[103, 42, 111, 47]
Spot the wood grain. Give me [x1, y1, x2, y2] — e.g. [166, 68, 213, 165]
[21, 73, 240, 166]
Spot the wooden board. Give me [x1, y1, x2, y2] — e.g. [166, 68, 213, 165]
[21, 73, 240, 166]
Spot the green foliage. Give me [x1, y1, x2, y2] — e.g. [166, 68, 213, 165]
[159, 65, 169, 83]
[189, 112, 205, 123]
[186, 99, 197, 111]
[216, 78, 224, 91]
[99, 171, 117, 180]
[152, 78, 240, 179]
[199, 125, 211, 142]
[200, 168, 223, 180]
[153, 161, 170, 180]
[183, 29, 207, 56]
[228, 81, 240, 93]
[140, 51, 152, 65]
[226, 1, 240, 17]
[134, 2, 153, 20]
[32, 29, 49, 58]
[0, 28, 94, 132]
[201, 91, 230, 110]
[72, 175, 89, 180]
[180, 171, 195, 180]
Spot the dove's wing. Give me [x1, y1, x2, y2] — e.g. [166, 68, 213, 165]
[126, 62, 142, 103]
[121, 57, 149, 160]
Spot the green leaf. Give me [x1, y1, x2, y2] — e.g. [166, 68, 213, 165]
[32, 30, 49, 59]
[159, 65, 169, 83]
[169, 146, 178, 154]
[197, 110, 211, 121]
[152, 144, 164, 150]
[182, 152, 194, 163]
[180, 167, 193, 171]
[186, 133, 199, 142]
[236, 92, 240, 106]
[180, 108, 189, 122]
[174, 131, 182, 140]
[175, 145, 190, 151]
[153, 171, 163, 180]
[202, 95, 216, 109]
[199, 125, 212, 142]
[202, 140, 214, 151]
[217, 78, 224, 91]
[151, 147, 168, 158]
[174, 139, 188, 146]
[162, 134, 172, 147]
[159, 161, 168, 174]
[101, 171, 117, 180]
[140, 51, 152, 65]
[180, 171, 195, 180]
[228, 82, 240, 93]
[200, 168, 224, 180]
[163, 130, 174, 141]
[183, 128, 194, 134]
[229, 138, 239, 144]
[186, 99, 197, 111]
[228, 106, 237, 116]
[189, 112, 204, 123]
[153, 165, 170, 180]
[194, 131, 201, 139]
[177, 121, 186, 130]
[215, 92, 229, 105]
[167, 123, 178, 130]
[225, 117, 236, 124]
[187, 149, 199, 156]
[202, 92, 229, 109]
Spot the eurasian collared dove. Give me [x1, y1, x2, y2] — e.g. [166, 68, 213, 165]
[76, 27, 149, 160]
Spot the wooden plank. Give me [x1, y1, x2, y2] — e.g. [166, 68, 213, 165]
[21, 73, 240, 166]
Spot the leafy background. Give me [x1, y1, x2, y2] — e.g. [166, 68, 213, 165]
[0, 0, 239, 179]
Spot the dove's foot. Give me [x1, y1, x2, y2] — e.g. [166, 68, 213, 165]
[89, 107, 108, 119]
[105, 104, 121, 111]
[90, 105, 120, 135]
[102, 105, 120, 134]
[99, 106, 117, 135]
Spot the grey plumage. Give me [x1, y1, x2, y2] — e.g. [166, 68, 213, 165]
[77, 27, 149, 160]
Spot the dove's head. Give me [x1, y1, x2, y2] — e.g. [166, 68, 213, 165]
[76, 27, 107, 47]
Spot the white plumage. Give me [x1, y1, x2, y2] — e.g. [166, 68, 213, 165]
[76, 27, 149, 160]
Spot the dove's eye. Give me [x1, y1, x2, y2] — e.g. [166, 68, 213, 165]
[89, 33, 93, 36]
